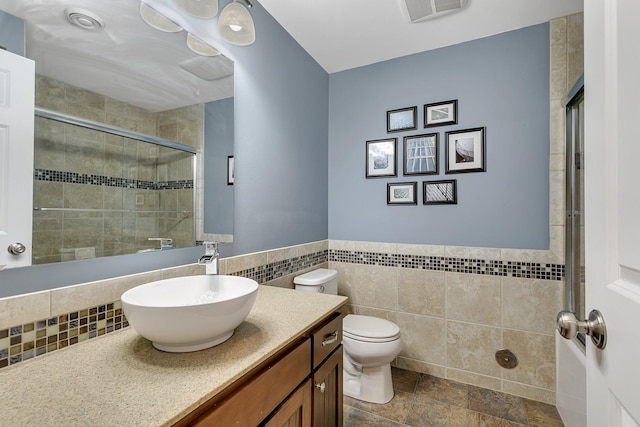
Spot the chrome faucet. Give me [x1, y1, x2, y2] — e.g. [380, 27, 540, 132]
[148, 237, 173, 251]
[198, 242, 219, 275]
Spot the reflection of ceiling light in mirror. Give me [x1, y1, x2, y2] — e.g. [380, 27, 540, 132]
[173, 0, 219, 18]
[218, 0, 256, 46]
[187, 33, 221, 57]
[139, 2, 183, 33]
[179, 56, 234, 81]
[65, 8, 104, 31]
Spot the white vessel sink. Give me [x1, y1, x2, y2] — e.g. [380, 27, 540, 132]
[121, 275, 259, 352]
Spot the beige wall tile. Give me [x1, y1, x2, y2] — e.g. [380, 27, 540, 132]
[350, 305, 397, 323]
[354, 241, 397, 254]
[35, 75, 66, 111]
[225, 251, 268, 274]
[549, 170, 565, 227]
[297, 240, 328, 257]
[395, 356, 446, 378]
[396, 243, 444, 257]
[549, 100, 566, 156]
[267, 246, 298, 264]
[445, 368, 502, 392]
[397, 313, 446, 365]
[0, 292, 51, 330]
[503, 330, 556, 390]
[550, 153, 565, 172]
[336, 264, 397, 310]
[445, 246, 501, 260]
[500, 248, 552, 264]
[329, 240, 355, 251]
[503, 381, 557, 405]
[160, 263, 205, 279]
[502, 278, 563, 335]
[446, 273, 501, 327]
[398, 269, 445, 317]
[550, 17, 568, 100]
[567, 13, 584, 89]
[447, 321, 502, 377]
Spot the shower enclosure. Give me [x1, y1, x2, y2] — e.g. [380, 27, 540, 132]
[564, 81, 585, 345]
[32, 108, 196, 264]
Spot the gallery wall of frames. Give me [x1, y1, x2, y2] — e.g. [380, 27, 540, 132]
[365, 99, 486, 206]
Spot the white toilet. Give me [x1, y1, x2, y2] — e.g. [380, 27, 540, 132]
[294, 268, 402, 404]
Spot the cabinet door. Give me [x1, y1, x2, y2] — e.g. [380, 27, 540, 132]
[264, 379, 312, 427]
[312, 346, 343, 427]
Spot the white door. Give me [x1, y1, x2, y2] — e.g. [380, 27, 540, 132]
[0, 49, 34, 269]
[583, 0, 640, 425]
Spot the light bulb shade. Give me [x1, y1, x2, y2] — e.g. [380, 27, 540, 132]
[217, 1, 255, 46]
[187, 33, 221, 56]
[173, 0, 218, 19]
[139, 2, 182, 32]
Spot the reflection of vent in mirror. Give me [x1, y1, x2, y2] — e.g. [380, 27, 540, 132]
[32, 108, 196, 265]
[180, 56, 234, 81]
[397, 0, 469, 23]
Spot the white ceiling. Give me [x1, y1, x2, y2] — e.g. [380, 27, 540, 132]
[258, 0, 584, 73]
[1, 0, 234, 112]
[1, 0, 583, 111]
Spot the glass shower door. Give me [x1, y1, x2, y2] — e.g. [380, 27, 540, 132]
[564, 84, 585, 345]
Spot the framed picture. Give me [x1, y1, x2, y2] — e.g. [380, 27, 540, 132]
[387, 182, 417, 205]
[227, 156, 234, 185]
[403, 133, 438, 176]
[424, 99, 458, 128]
[423, 179, 457, 205]
[387, 106, 417, 133]
[366, 138, 397, 178]
[445, 127, 486, 173]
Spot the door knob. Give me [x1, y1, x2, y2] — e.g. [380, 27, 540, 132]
[315, 382, 326, 393]
[557, 309, 607, 350]
[7, 242, 26, 255]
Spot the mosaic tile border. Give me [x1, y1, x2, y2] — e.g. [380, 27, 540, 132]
[0, 302, 128, 370]
[34, 169, 194, 190]
[231, 250, 329, 283]
[329, 249, 565, 281]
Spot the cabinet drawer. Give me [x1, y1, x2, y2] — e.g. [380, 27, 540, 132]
[192, 338, 311, 426]
[311, 312, 342, 369]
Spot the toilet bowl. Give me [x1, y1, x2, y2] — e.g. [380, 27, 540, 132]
[342, 314, 402, 404]
[293, 268, 403, 404]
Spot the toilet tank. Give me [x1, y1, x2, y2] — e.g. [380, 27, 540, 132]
[293, 268, 338, 295]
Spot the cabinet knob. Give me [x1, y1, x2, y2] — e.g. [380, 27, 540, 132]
[315, 381, 326, 393]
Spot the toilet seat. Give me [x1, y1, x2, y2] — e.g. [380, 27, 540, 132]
[343, 314, 400, 343]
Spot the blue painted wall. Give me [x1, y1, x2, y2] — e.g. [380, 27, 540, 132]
[204, 97, 234, 235]
[0, 1, 330, 296]
[0, 10, 24, 55]
[328, 23, 550, 250]
[227, 1, 329, 254]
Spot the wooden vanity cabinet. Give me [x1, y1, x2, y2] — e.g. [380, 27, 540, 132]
[178, 311, 343, 427]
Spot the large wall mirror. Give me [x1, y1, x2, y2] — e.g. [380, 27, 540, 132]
[0, 0, 234, 268]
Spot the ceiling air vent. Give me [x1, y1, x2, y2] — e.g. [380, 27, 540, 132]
[397, 0, 470, 23]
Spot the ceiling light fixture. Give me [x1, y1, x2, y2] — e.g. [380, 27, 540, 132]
[187, 33, 221, 56]
[139, 2, 183, 33]
[218, 0, 255, 46]
[173, 0, 219, 19]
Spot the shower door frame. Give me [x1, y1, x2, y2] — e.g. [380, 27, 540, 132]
[564, 77, 586, 347]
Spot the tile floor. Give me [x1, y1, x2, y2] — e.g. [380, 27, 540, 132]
[343, 368, 564, 427]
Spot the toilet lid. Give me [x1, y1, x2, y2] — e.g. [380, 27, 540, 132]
[343, 314, 400, 340]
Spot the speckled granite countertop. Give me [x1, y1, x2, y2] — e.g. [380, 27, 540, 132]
[0, 286, 348, 426]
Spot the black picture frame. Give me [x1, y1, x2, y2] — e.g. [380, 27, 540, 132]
[445, 127, 486, 174]
[403, 133, 438, 176]
[227, 156, 234, 185]
[423, 179, 457, 205]
[387, 106, 417, 133]
[424, 99, 458, 128]
[366, 138, 397, 178]
[387, 182, 418, 205]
